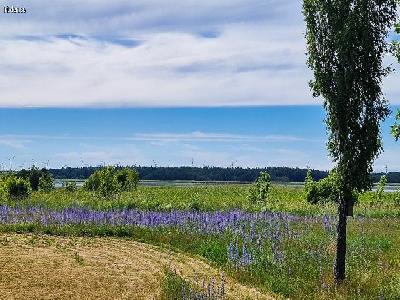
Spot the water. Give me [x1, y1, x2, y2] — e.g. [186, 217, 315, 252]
[54, 179, 400, 192]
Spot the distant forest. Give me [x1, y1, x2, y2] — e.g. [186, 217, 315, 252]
[47, 166, 400, 183]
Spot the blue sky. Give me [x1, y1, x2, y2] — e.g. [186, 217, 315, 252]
[0, 107, 398, 171]
[0, 1, 399, 170]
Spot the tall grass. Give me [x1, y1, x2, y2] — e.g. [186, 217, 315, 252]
[0, 184, 398, 216]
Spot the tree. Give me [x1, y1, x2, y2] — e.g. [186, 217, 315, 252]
[376, 174, 387, 203]
[303, 0, 397, 282]
[83, 166, 139, 197]
[247, 171, 271, 203]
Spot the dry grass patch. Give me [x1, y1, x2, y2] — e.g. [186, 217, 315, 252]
[0, 234, 275, 300]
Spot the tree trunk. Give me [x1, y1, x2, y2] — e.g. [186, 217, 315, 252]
[335, 197, 348, 282]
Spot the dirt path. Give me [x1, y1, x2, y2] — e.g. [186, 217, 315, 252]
[0, 233, 276, 300]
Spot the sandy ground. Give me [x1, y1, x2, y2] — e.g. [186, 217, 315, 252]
[0, 233, 276, 300]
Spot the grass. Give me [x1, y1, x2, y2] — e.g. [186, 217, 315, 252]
[0, 233, 272, 300]
[0, 184, 399, 299]
[1, 184, 399, 217]
[161, 267, 227, 300]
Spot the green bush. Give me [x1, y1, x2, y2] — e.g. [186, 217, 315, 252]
[115, 168, 139, 191]
[304, 169, 340, 204]
[16, 166, 54, 192]
[84, 166, 139, 197]
[248, 171, 271, 203]
[1, 175, 31, 199]
[63, 181, 77, 192]
[38, 173, 54, 192]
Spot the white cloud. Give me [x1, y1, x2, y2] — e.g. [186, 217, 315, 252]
[0, 138, 30, 149]
[0, 0, 317, 107]
[129, 131, 315, 143]
[0, 23, 314, 107]
[0, 0, 398, 107]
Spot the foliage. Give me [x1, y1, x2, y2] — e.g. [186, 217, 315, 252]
[115, 167, 139, 191]
[63, 181, 77, 193]
[376, 175, 388, 203]
[0, 175, 31, 199]
[38, 172, 54, 192]
[84, 166, 120, 197]
[394, 16, 400, 131]
[83, 166, 139, 197]
[16, 166, 54, 192]
[303, 0, 397, 281]
[305, 169, 340, 204]
[247, 172, 271, 203]
[391, 109, 400, 141]
[49, 166, 330, 182]
[304, 0, 396, 198]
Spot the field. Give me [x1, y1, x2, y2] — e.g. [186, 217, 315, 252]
[0, 184, 399, 299]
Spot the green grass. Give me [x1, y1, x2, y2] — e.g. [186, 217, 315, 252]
[1, 184, 399, 217]
[160, 268, 226, 300]
[0, 184, 400, 299]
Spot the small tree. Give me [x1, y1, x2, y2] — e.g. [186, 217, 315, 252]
[376, 174, 387, 203]
[248, 171, 271, 203]
[303, 0, 397, 282]
[84, 166, 139, 197]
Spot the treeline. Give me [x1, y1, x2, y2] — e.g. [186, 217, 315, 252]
[48, 166, 328, 182]
[47, 166, 400, 183]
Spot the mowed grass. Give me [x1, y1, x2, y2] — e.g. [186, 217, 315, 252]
[0, 233, 275, 300]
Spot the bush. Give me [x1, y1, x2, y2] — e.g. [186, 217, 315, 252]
[38, 172, 54, 192]
[115, 168, 139, 192]
[248, 171, 271, 203]
[63, 181, 77, 192]
[1, 175, 31, 199]
[84, 166, 139, 197]
[304, 169, 340, 204]
[16, 166, 54, 192]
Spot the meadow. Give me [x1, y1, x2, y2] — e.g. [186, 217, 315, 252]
[0, 184, 399, 299]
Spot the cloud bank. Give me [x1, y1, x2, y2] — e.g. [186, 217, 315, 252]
[0, 0, 398, 107]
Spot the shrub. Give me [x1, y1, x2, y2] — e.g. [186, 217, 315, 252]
[63, 181, 77, 192]
[84, 166, 139, 197]
[38, 172, 54, 192]
[1, 175, 31, 199]
[304, 169, 340, 204]
[248, 171, 271, 203]
[115, 168, 139, 191]
[376, 175, 387, 203]
[17, 166, 54, 192]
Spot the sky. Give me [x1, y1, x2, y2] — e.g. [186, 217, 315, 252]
[0, 1, 399, 170]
